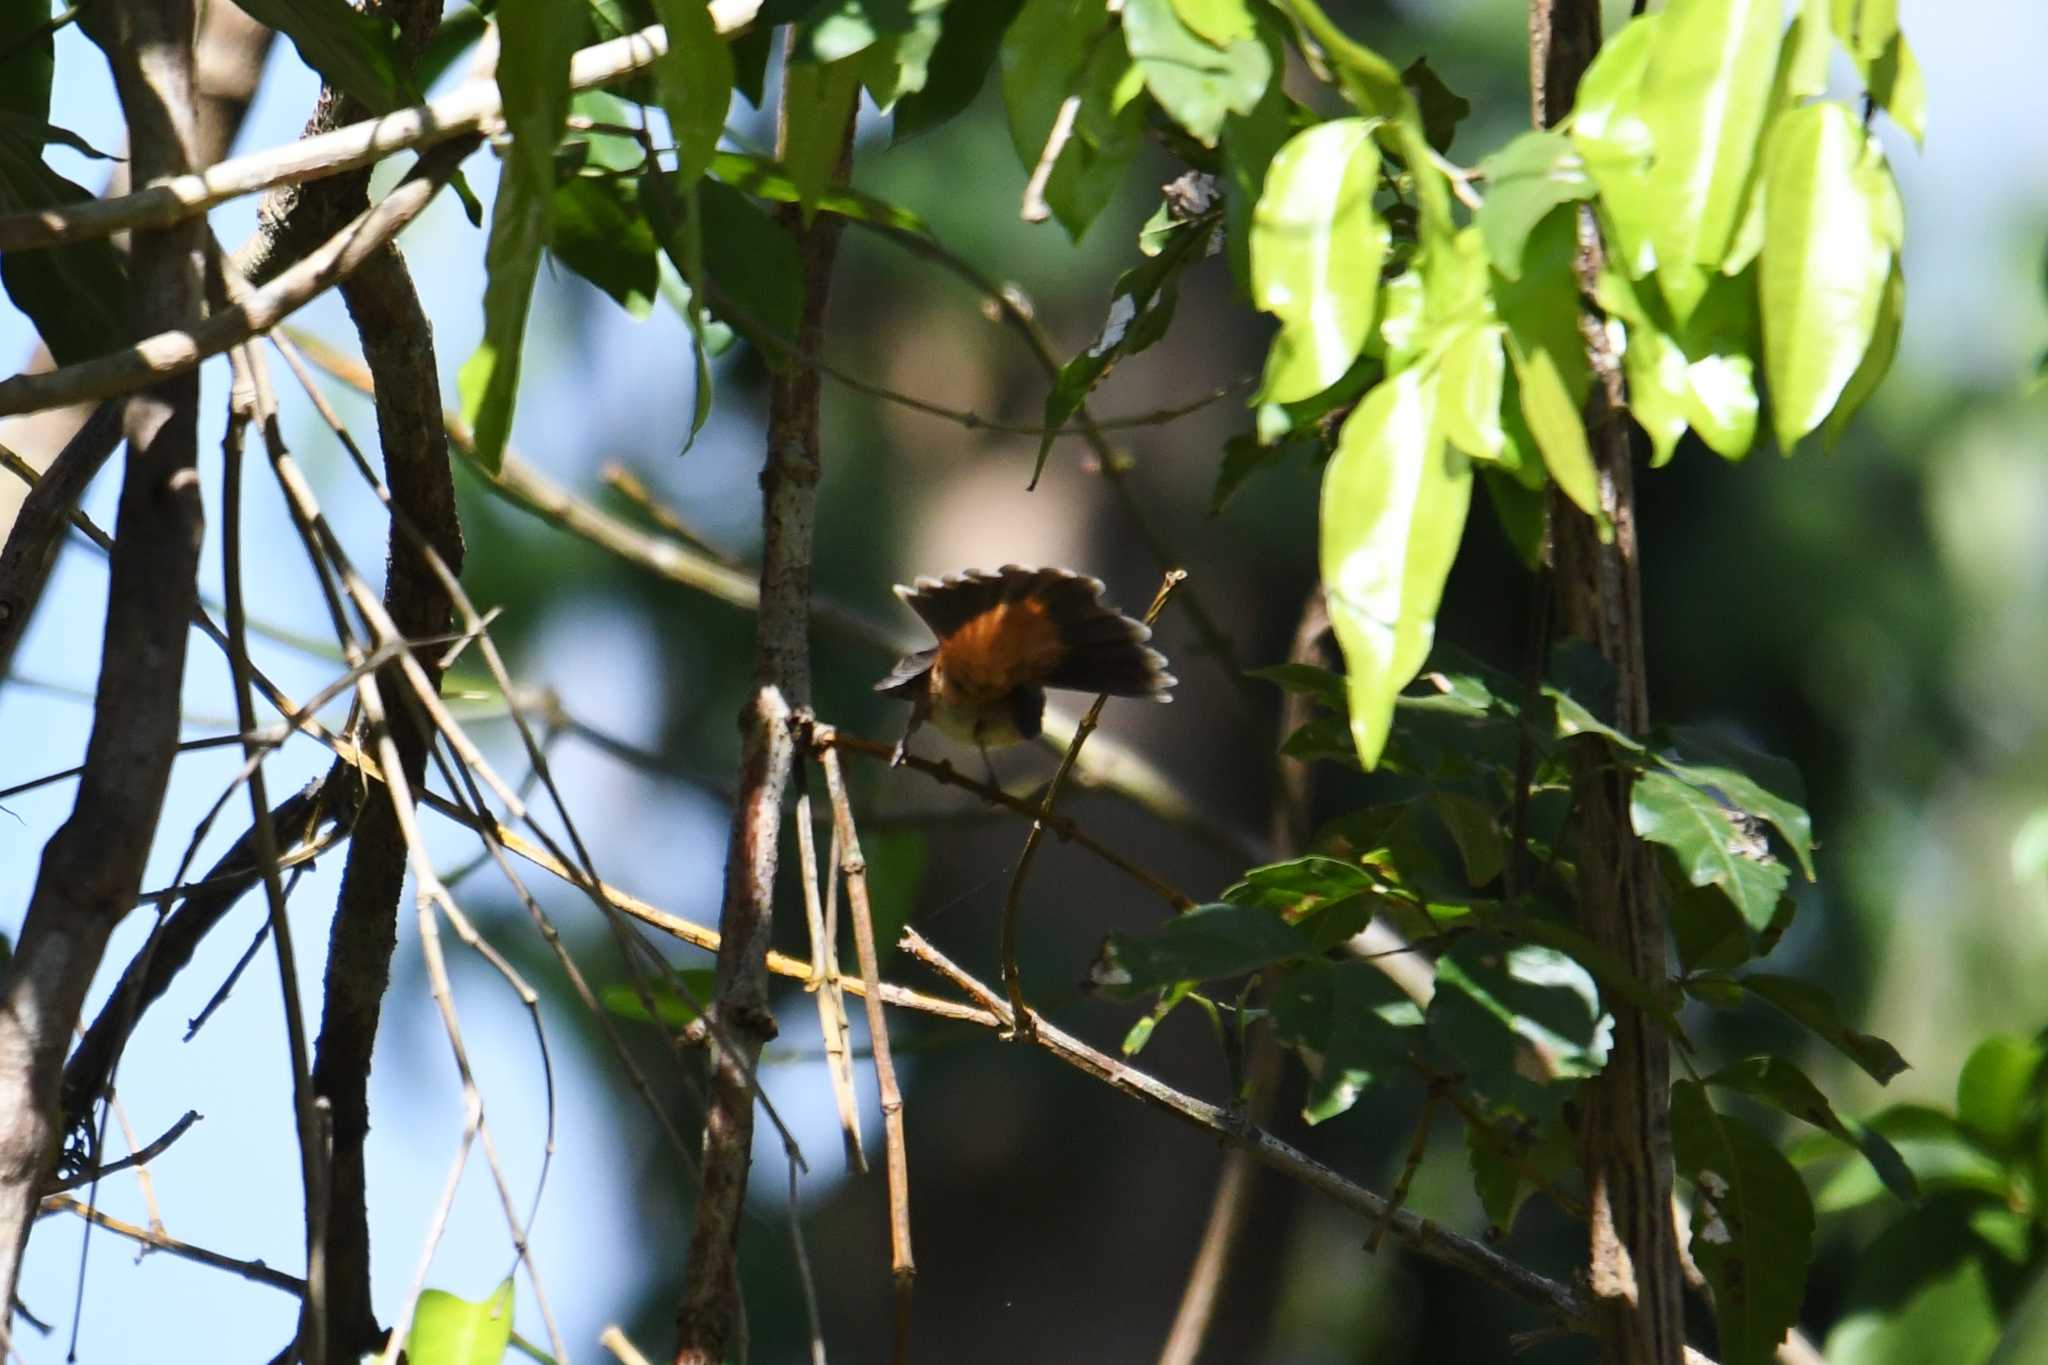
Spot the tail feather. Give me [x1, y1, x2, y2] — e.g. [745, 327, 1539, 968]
[1044, 641, 1176, 699]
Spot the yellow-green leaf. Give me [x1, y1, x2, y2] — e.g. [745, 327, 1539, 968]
[1438, 322, 1505, 461]
[1642, 0, 1784, 317]
[1320, 369, 1473, 770]
[1251, 117, 1387, 404]
[1171, 0, 1255, 47]
[1508, 333, 1600, 521]
[1818, 258, 1903, 449]
[781, 55, 862, 223]
[1571, 11, 1660, 278]
[408, 1280, 515, 1365]
[1761, 102, 1897, 451]
[1622, 320, 1690, 467]
[1124, 0, 1271, 147]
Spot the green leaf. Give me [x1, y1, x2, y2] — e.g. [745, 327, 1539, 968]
[1692, 971, 1910, 1084]
[860, 3, 949, 112]
[1438, 323, 1506, 462]
[1860, 31, 1926, 146]
[651, 173, 804, 363]
[1476, 130, 1592, 282]
[1244, 663, 1348, 709]
[1641, 0, 1783, 316]
[1655, 727, 1815, 880]
[1089, 903, 1311, 998]
[1432, 792, 1504, 886]
[1273, 0, 1409, 126]
[1400, 56, 1470, 155]
[1034, 218, 1212, 482]
[1807, 1107, 2008, 1212]
[601, 970, 720, 1026]
[1250, 117, 1387, 404]
[1122, 980, 1195, 1056]
[1570, 10, 1660, 277]
[1761, 101, 1901, 451]
[651, 0, 733, 185]
[0, 145, 127, 365]
[1210, 428, 1315, 515]
[407, 1280, 516, 1365]
[1494, 207, 1598, 515]
[1631, 770, 1789, 929]
[708, 150, 935, 239]
[1224, 854, 1373, 913]
[0, 0, 54, 126]
[1671, 1081, 1815, 1365]
[1320, 368, 1472, 770]
[1818, 257, 1903, 449]
[551, 175, 659, 318]
[458, 0, 581, 473]
[1507, 327, 1600, 521]
[1956, 1035, 2045, 1152]
[1122, 0, 1272, 149]
[1428, 935, 1610, 1114]
[1706, 1057, 1918, 1204]
[1270, 958, 1420, 1122]
[1480, 465, 1547, 570]
[1219, 30, 1294, 297]
[1825, 1198, 2021, 1365]
[893, 0, 1025, 140]
[1170, 0, 1254, 48]
[232, 0, 412, 113]
[780, 55, 862, 222]
[1000, 0, 1148, 240]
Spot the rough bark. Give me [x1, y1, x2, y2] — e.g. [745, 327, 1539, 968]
[672, 78, 855, 1365]
[0, 0, 204, 1336]
[1531, 1, 1685, 1361]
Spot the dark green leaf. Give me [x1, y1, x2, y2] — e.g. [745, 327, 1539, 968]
[1670, 876, 1757, 974]
[1210, 428, 1313, 515]
[601, 970, 720, 1026]
[1693, 971, 1910, 1084]
[0, 145, 127, 364]
[1475, 130, 1592, 282]
[1431, 792, 1503, 887]
[551, 172, 661, 320]
[1706, 1056, 1918, 1204]
[709, 150, 934, 238]
[1400, 56, 1468, 155]
[1245, 662, 1347, 710]
[1089, 902, 1311, 998]
[1656, 727, 1815, 880]
[1671, 1081, 1815, 1365]
[893, 0, 1025, 140]
[407, 1279, 516, 1364]
[418, 4, 488, 91]
[0, 0, 54, 126]
[1807, 1106, 2009, 1213]
[233, 0, 413, 113]
[651, 173, 804, 363]
[1428, 934, 1609, 1114]
[1270, 958, 1420, 1122]
[1122, 0, 1272, 149]
[651, 0, 733, 184]
[999, 0, 1147, 241]
[1631, 771, 1790, 930]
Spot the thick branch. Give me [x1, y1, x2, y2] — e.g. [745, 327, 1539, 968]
[0, 0, 205, 1333]
[672, 73, 854, 1364]
[1530, 1, 1684, 1360]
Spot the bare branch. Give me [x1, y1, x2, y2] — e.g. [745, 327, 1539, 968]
[37, 1195, 304, 1297]
[0, 0, 206, 1331]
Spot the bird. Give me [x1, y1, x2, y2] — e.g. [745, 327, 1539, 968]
[875, 565, 1176, 778]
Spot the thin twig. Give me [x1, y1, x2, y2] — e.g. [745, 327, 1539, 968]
[794, 761, 867, 1174]
[37, 1196, 304, 1296]
[1020, 93, 1082, 224]
[897, 928, 1597, 1332]
[818, 741, 916, 1362]
[41, 1111, 201, 1196]
[1000, 570, 1186, 1033]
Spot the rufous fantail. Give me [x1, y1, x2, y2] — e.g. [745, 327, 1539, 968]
[875, 565, 1176, 768]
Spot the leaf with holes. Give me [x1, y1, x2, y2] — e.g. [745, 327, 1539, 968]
[1632, 770, 1789, 930]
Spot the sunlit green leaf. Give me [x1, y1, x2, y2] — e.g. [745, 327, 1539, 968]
[1320, 368, 1472, 770]
[1632, 770, 1790, 928]
[1641, 0, 1783, 317]
[780, 55, 862, 223]
[1761, 101, 1901, 451]
[1656, 726, 1815, 879]
[1508, 329, 1600, 521]
[1428, 936, 1610, 1114]
[1570, 11, 1660, 277]
[651, 0, 733, 185]
[1476, 130, 1592, 282]
[1438, 323, 1506, 461]
[1825, 1199, 2017, 1365]
[1219, 24, 1294, 297]
[1672, 1081, 1815, 1365]
[1860, 30, 1926, 146]
[1123, 0, 1271, 149]
[1250, 117, 1386, 404]
[459, 0, 581, 473]
[408, 1280, 515, 1365]
[1818, 258, 1904, 450]
[709, 150, 935, 240]
[1170, 0, 1254, 48]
